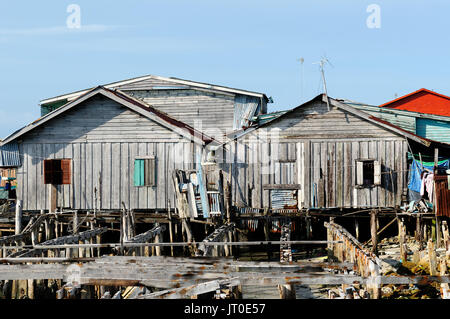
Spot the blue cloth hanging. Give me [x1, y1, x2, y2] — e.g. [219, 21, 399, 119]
[408, 159, 449, 193]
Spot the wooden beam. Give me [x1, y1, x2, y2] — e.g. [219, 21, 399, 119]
[8, 227, 107, 258]
[198, 223, 235, 256]
[125, 224, 165, 243]
[137, 278, 240, 299]
[263, 184, 302, 190]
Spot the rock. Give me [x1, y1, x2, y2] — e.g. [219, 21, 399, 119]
[380, 258, 401, 274]
[381, 286, 393, 298]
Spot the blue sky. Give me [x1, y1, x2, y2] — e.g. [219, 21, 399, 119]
[0, 0, 449, 138]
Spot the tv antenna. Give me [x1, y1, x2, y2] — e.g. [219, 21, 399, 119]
[313, 57, 333, 110]
[296, 57, 305, 103]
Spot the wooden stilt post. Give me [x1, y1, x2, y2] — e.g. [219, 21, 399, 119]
[370, 210, 378, 255]
[144, 242, 150, 257]
[442, 220, 449, 257]
[27, 278, 34, 299]
[306, 216, 312, 240]
[182, 218, 194, 255]
[119, 205, 125, 256]
[440, 257, 450, 299]
[328, 217, 335, 260]
[54, 216, 60, 238]
[155, 227, 161, 257]
[38, 209, 45, 242]
[15, 199, 22, 235]
[31, 228, 38, 247]
[168, 201, 174, 257]
[227, 229, 233, 256]
[263, 208, 271, 260]
[436, 217, 442, 248]
[89, 221, 94, 257]
[423, 221, 428, 243]
[415, 214, 423, 245]
[398, 217, 407, 262]
[73, 211, 80, 258]
[427, 239, 437, 276]
[44, 212, 50, 242]
[368, 260, 381, 299]
[224, 235, 230, 257]
[354, 218, 360, 241]
[49, 184, 57, 214]
[278, 219, 295, 299]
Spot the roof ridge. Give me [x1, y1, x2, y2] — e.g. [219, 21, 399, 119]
[40, 74, 267, 105]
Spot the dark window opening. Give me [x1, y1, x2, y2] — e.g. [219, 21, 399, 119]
[44, 159, 71, 185]
[363, 161, 374, 185]
[356, 159, 381, 187]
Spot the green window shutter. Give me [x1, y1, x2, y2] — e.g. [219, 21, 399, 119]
[134, 159, 145, 186]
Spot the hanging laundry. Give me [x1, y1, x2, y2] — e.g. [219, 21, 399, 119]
[246, 219, 259, 232]
[425, 173, 434, 200]
[408, 159, 449, 193]
[420, 170, 435, 200]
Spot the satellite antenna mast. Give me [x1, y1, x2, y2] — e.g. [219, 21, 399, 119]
[297, 57, 305, 103]
[314, 57, 333, 111]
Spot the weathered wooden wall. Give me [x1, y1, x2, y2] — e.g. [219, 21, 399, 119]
[16, 95, 200, 211]
[127, 89, 263, 142]
[41, 76, 267, 137]
[224, 101, 409, 209]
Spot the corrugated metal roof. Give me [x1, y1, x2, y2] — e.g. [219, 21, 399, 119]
[40, 75, 268, 106]
[416, 118, 450, 144]
[342, 99, 450, 145]
[379, 88, 450, 117]
[0, 143, 20, 167]
[256, 110, 288, 125]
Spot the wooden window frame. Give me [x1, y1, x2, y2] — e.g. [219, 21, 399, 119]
[355, 159, 381, 188]
[44, 159, 71, 185]
[134, 156, 156, 187]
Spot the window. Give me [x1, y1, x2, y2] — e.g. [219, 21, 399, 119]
[134, 157, 156, 187]
[44, 159, 71, 185]
[356, 159, 381, 187]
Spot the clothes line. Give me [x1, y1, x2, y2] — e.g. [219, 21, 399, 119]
[407, 158, 450, 195]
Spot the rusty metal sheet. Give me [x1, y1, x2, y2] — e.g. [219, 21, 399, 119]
[434, 175, 450, 217]
[270, 189, 298, 209]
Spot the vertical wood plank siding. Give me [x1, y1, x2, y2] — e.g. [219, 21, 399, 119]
[227, 102, 409, 209]
[128, 89, 236, 141]
[16, 94, 198, 211]
[228, 139, 408, 209]
[17, 141, 196, 211]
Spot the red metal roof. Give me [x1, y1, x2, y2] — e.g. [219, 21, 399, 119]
[379, 88, 450, 117]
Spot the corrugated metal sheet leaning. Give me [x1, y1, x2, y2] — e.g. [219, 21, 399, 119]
[233, 95, 261, 130]
[434, 175, 450, 217]
[0, 143, 21, 167]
